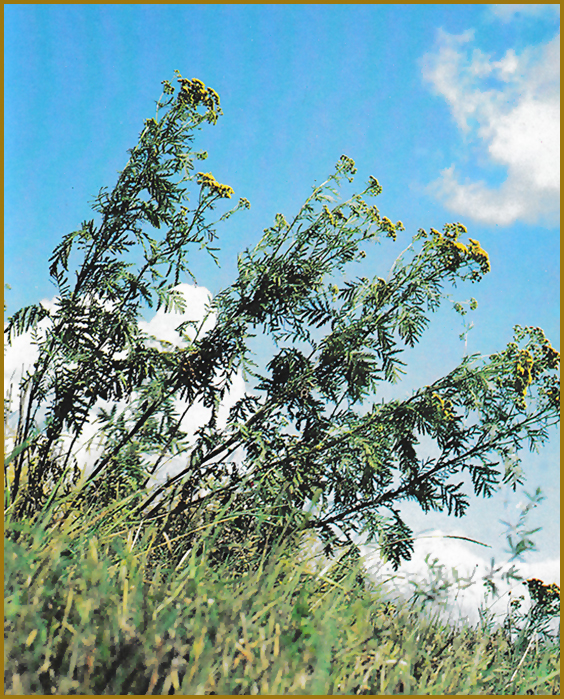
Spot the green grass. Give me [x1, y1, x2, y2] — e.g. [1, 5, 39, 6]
[4, 497, 560, 695]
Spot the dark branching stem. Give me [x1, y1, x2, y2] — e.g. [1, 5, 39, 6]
[85, 385, 179, 485]
[139, 402, 275, 519]
[10, 120, 217, 502]
[310, 405, 556, 533]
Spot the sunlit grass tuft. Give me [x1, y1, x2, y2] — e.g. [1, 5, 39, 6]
[4, 496, 559, 695]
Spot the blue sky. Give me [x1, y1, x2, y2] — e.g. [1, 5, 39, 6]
[4, 5, 560, 601]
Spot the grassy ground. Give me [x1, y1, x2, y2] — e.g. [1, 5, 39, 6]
[4, 496, 560, 695]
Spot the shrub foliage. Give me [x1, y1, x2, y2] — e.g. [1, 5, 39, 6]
[5, 73, 559, 572]
[4, 72, 560, 696]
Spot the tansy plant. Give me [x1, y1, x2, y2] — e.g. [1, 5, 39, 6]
[4, 74, 559, 574]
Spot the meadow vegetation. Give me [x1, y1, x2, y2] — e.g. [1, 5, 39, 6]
[4, 73, 560, 694]
[4, 494, 560, 694]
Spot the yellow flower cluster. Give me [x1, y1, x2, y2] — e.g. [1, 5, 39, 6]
[526, 578, 560, 608]
[542, 341, 560, 369]
[443, 222, 467, 239]
[367, 175, 383, 195]
[446, 240, 468, 271]
[380, 216, 398, 241]
[514, 348, 534, 404]
[323, 204, 335, 226]
[429, 226, 490, 278]
[322, 204, 346, 225]
[467, 238, 491, 275]
[177, 77, 220, 111]
[431, 392, 454, 420]
[337, 154, 357, 176]
[196, 172, 234, 199]
[431, 228, 467, 272]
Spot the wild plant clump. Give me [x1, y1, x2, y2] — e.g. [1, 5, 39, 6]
[4, 74, 560, 694]
[4, 501, 560, 695]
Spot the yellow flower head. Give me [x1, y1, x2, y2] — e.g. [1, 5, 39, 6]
[177, 77, 222, 116]
[367, 175, 383, 195]
[380, 216, 397, 241]
[542, 342, 560, 369]
[514, 348, 534, 401]
[431, 392, 454, 420]
[438, 237, 468, 272]
[197, 172, 234, 198]
[323, 204, 335, 226]
[467, 238, 491, 274]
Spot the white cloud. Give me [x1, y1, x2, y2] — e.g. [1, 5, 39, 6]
[4, 284, 248, 481]
[362, 529, 560, 629]
[489, 4, 560, 23]
[421, 28, 560, 226]
[152, 368, 248, 484]
[138, 283, 216, 347]
[4, 327, 41, 394]
[4, 297, 57, 397]
[137, 283, 247, 481]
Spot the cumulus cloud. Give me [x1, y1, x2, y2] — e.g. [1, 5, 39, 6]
[136, 283, 247, 480]
[421, 26, 560, 226]
[4, 284, 248, 480]
[4, 296, 57, 396]
[362, 529, 560, 629]
[4, 326, 41, 394]
[138, 283, 216, 347]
